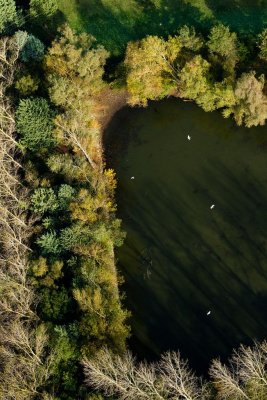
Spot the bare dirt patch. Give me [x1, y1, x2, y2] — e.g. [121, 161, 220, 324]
[95, 87, 128, 130]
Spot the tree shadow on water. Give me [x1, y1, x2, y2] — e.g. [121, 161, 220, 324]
[118, 155, 267, 373]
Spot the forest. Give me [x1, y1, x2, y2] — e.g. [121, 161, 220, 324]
[0, 0, 266, 399]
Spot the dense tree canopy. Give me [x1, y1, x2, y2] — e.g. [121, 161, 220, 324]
[44, 25, 109, 107]
[223, 72, 267, 127]
[179, 54, 211, 101]
[124, 24, 266, 127]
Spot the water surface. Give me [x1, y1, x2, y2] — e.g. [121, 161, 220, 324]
[105, 98, 267, 372]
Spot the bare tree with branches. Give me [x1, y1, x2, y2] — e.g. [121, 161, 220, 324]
[82, 347, 209, 400]
[0, 34, 56, 400]
[209, 341, 267, 400]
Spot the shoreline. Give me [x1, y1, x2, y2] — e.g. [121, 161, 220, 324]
[95, 87, 129, 131]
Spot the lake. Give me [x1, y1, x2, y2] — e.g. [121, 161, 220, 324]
[104, 98, 267, 373]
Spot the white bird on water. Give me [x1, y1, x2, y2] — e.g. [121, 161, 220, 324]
[131, 176, 135, 180]
[207, 310, 211, 316]
[187, 134, 191, 141]
[210, 204, 215, 209]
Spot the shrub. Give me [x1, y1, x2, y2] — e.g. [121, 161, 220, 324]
[16, 98, 56, 152]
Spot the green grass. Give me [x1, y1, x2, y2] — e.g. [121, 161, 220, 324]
[57, 0, 267, 55]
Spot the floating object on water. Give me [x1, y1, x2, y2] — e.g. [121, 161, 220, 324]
[207, 310, 211, 316]
[131, 176, 135, 180]
[210, 204, 215, 209]
[187, 135, 191, 141]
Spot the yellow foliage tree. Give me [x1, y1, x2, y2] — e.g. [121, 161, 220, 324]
[125, 35, 181, 106]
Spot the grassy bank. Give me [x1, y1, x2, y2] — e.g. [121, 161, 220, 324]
[58, 0, 267, 54]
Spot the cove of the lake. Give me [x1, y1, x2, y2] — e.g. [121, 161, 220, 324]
[104, 98, 267, 373]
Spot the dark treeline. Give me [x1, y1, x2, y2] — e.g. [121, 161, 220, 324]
[0, 0, 266, 399]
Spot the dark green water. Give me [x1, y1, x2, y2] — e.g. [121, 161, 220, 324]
[105, 98, 267, 372]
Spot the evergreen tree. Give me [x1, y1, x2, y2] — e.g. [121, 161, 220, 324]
[31, 188, 58, 214]
[16, 98, 56, 152]
[58, 184, 75, 209]
[15, 31, 45, 62]
[37, 230, 61, 255]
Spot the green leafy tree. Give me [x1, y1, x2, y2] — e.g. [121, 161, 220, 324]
[179, 55, 211, 101]
[16, 98, 56, 152]
[31, 188, 58, 214]
[30, 257, 64, 288]
[48, 326, 80, 395]
[47, 154, 91, 183]
[207, 24, 240, 74]
[37, 230, 61, 255]
[178, 25, 204, 52]
[58, 184, 75, 209]
[178, 55, 236, 113]
[195, 79, 236, 112]
[258, 29, 267, 61]
[208, 24, 239, 59]
[45, 25, 109, 169]
[45, 25, 109, 108]
[40, 288, 71, 322]
[223, 72, 267, 127]
[29, 0, 58, 18]
[15, 74, 39, 95]
[0, 0, 21, 33]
